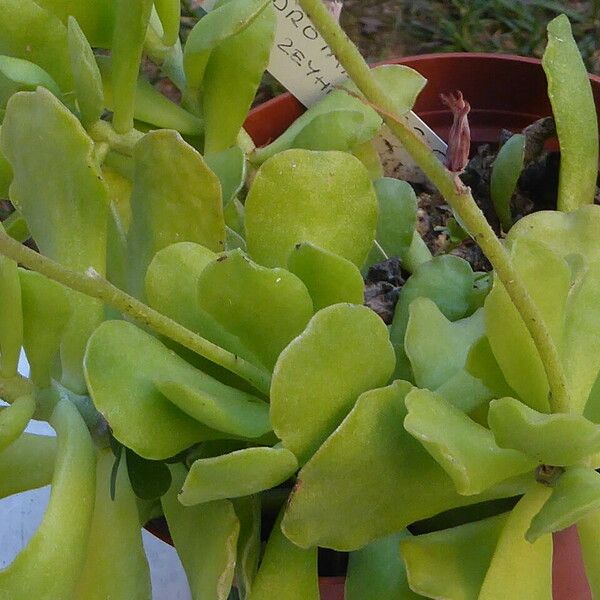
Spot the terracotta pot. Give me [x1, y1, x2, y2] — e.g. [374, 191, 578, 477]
[242, 53, 600, 600]
[244, 52, 600, 147]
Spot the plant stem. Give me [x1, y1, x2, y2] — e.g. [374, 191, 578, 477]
[297, 0, 572, 413]
[88, 120, 144, 157]
[0, 231, 272, 396]
[0, 373, 34, 404]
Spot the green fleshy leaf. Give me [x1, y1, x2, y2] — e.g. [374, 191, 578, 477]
[578, 510, 600, 597]
[390, 255, 475, 380]
[0, 401, 96, 599]
[67, 17, 104, 124]
[84, 320, 270, 460]
[365, 177, 417, 268]
[74, 448, 151, 600]
[197, 249, 313, 370]
[183, 0, 270, 106]
[205, 146, 247, 206]
[346, 531, 422, 600]
[282, 381, 528, 551]
[232, 495, 261, 600]
[248, 509, 319, 600]
[145, 243, 262, 368]
[19, 269, 72, 388]
[489, 397, 600, 466]
[245, 149, 378, 269]
[203, 0, 275, 153]
[527, 468, 600, 542]
[490, 134, 524, 231]
[251, 65, 426, 165]
[405, 299, 492, 412]
[404, 388, 535, 496]
[125, 449, 172, 501]
[154, 0, 181, 47]
[271, 303, 395, 464]
[465, 337, 516, 400]
[401, 514, 508, 600]
[0, 55, 61, 108]
[0, 395, 35, 453]
[543, 15, 598, 212]
[287, 242, 365, 311]
[179, 446, 298, 505]
[485, 239, 571, 413]
[97, 56, 204, 135]
[1, 87, 108, 393]
[479, 484, 553, 600]
[503, 211, 600, 413]
[0, 0, 72, 90]
[127, 129, 225, 299]
[162, 464, 239, 600]
[31, 0, 116, 47]
[110, 0, 153, 133]
[0, 252, 22, 378]
[0, 433, 56, 499]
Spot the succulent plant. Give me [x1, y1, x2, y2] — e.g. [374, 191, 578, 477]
[0, 1, 599, 599]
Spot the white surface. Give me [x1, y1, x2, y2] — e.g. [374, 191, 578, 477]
[0, 354, 191, 599]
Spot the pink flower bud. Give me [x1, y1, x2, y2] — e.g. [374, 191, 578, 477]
[440, 91, 471, 174]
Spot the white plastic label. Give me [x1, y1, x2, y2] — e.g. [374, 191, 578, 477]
[199, 0, 447, 179]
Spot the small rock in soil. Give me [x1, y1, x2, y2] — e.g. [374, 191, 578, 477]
[363, 257, 406, 324]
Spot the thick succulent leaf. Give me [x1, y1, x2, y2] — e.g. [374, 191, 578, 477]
[31, 0, 116, 47]
[205, 146, 247, 206]
[0, 55, 61, 108]
[478, 484, 553, 600]
[505, 210, 600, 412]
[346, 531, 422, 600]
[19, 269, 72, 388]
[126, 449, 172, 500]
[251, 65, 426, 164]
[405, 299, 492, 412]
[84, 320, 270, 460]
[245, 149, 378, 268]
[0, 395, 35, 453]
[543, 15, 598, 212]
[110, 0, 153, 132]
[183, 0, 270, 103]
[577, 510, 600, 597]
[67, 17, 104, 124]
[162, 464, 239, 600]
[127, 129, 225, 299]
[96, 56, 204, 135]
[154, 0, 180, 46]
[0, 0, 72, 90]
[74, 449, 151, 600]
[271, 304, 395, 464]
[465, 337, 516, 400]
[248, 509, 319, 600]
[489, 397, 600, 466]
[203, 0, 275, 153]
[390, 255, 475, 379]
[282, 381, 528, 551]
[401, 514, 508, 600]
[0, 433, 56, 498]
[490, 134, 524, 231]
[0, 400, 96, 599]
[0, 140, 11, 199]
[145, 243, 262, 367]
[287, 242, 365, 311]
[527, 468, 600, 542]
[233, 495, 261, 600]
[291, 110, 378, 154]
[180, 446, 298, 505]
[197, 249, 313, 369]
[404, 389, 535, 496]
[485, 239, 571, 413]
[0, 253, 22, 378]
[365, 177, 417, 268]
[1, 88, 108, 393]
